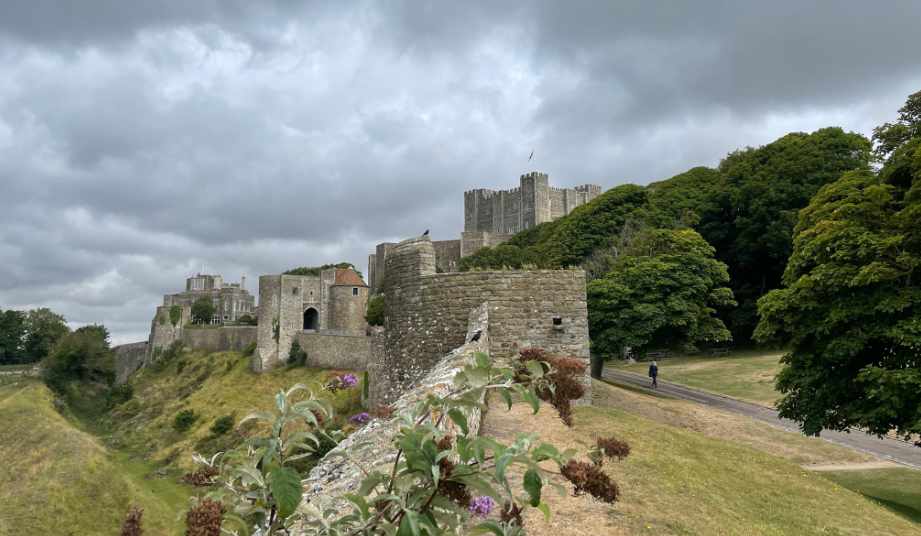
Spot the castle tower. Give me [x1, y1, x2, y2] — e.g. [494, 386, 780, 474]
[519, 171, 550, 230]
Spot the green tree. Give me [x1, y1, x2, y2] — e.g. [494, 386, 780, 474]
[712, 128, 872, 343]
[42, 324, 115, 394]
[23, 308, 69, 362]
[756, 92, 921, 440]
[0, 309, 26, 365]
[191, 298, 216, 325]
[587, 229, 735, 359]
[365, 294, 385, 326]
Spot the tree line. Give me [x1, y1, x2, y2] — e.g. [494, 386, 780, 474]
[0, 308, 69, 365]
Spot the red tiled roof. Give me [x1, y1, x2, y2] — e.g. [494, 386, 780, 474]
[335, 267, 367, 286]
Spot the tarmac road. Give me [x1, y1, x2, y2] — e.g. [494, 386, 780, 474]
[602, 368, 921, 470]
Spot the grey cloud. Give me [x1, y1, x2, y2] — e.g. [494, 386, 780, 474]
[0, 1, 919, 343]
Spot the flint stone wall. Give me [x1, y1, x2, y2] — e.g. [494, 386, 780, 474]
[114, 341, 149, 385]
[301, 303, 489, 518]
[295, 331, 371, 370]
[374, 236, 590, 405]
[181, 326, 258, 354]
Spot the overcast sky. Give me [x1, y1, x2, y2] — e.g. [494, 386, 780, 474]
[1, 1, 920, 344]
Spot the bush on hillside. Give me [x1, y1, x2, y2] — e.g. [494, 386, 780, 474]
[173, 409, 197, 432]
[287, 340, 306, 367]
[42, 324, 115, 394]
[209, 414, 234, 436]
[191, 298, 215, 325]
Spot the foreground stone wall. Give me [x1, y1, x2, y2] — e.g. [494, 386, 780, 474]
[376, 236, 589, 405]
[181, 326, 257, 354]
[303, 304, 489, 517]
[114, 341, 149, 385]
[295, 331, 371, 370]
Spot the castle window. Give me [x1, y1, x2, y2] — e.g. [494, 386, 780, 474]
[292, 287, 299, 295]
[352, 287, 359, 296]
[552, 316, 562, 326]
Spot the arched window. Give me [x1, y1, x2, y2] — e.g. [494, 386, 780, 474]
[303, 307, 319, 330]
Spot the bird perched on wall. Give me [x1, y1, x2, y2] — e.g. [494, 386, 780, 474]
[422, 229, 430, 236]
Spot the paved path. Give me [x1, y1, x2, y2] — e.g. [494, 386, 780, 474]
[603, 368, 921, 470]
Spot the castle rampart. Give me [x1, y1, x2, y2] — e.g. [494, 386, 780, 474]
[371, 236, 590, 404]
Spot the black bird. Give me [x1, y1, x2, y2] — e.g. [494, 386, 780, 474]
[422, 229, 430, 236]
[528, 150, 534, 162]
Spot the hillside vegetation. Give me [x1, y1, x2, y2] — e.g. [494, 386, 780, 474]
[98, 349, 363, 472]
[0, 380, 188, 535]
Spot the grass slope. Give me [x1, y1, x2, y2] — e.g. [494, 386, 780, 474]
[100, 350, 363, 472]
[823, 468, 921, 524]
[0, 380, 188, 535]
[484, 381, 920, 535]
[614, 349, 784, 406]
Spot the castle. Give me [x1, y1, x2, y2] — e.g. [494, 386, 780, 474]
[162, 274, 255, 324]
[120, 170, 597, 405]
[368, 172, 601, 294]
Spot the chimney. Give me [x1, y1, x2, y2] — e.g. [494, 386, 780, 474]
[241, 274, 246, 290]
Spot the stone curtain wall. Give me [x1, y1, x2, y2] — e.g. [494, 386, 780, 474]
[181, 326, 257, 354]
[114, 341, 149, 385]
[148, 304, 191, 356]
[303, 304, 490, 517]
[295, 331, 371, 370]
[377, 236, 590, 405]
[431, 239, 461, 273]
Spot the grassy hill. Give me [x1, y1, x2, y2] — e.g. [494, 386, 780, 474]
[484, 381, 921, 535]
[0, 379, 188, 535]
[0, 350, 363, 535]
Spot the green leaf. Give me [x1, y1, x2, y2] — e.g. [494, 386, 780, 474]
[269, 466, 303, 519]
[471, 520, 505, 536]
[498, 387, 513, 410]
[447, 408, 469, 435]
[523, 468, 542, 506]
[537, 501, 552, 521]
[397, 510, 421, 536]
[531, 443, 560, 462]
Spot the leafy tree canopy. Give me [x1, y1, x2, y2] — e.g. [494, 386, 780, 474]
[365, 294, 385, 327]
[0, 309, 26, 365]
[42, 324, 115, 394]
[756, 90, 921, 439]
[588, 228, 735, 358]
[23, 308, 70, 362]
[191, 298, 216, 325]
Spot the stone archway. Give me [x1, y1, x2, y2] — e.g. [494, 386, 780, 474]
[303, 307, 319, 330]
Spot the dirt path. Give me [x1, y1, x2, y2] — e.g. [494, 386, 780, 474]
[803, 461, 900, 471]
[603, 368, 921, 470]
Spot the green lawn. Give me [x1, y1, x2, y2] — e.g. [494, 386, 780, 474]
[822, 468, 921, 524]
[613, 349, 785, 406]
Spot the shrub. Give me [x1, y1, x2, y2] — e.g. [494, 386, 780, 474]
[242, 341, 257, 357]
[173, 409, 197, 432]
[119, 505, 143, 536]
[209, 414, 234, 436]
[183, 465, 220, 487]
[169, 305, 182, 326]
[151, 340, 184, 372]
[185, 499, 224, 536]
[561, 460, 619, 503]
[236, 314, 257, 326]
[108, 383, 133, 405]
[365, 295, 385, 326]
[286, 340, 307, 367]
[518, 348, 586, 426]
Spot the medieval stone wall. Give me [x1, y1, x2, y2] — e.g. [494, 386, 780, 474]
[431, 239, 461, 273]
[114, 341, 149, 385]
[295, 331, 371, 370]
[148, 304, 191, 356]
[328, 285, 369, 333]
[181, 326, 257, 354]
[375, 236, 589, 404]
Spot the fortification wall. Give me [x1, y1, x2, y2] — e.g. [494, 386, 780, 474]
[376, 236, 589, 404]
[305, 304, 489, 516]
[295, 331, 371, 370]
[148, 304, 191, 357]
[114, 341, 149, 385]
[181, 326, 257, 354]
[431, 239, 461, 273]
[328, 285, 369, 333]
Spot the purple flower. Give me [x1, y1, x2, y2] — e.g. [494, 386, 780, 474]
[350, 412, 370, 425]
[468, 496, 495, 517]
[340, 374, 358, 388]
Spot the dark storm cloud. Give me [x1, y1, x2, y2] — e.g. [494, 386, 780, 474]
[0, 1, 919, 342]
